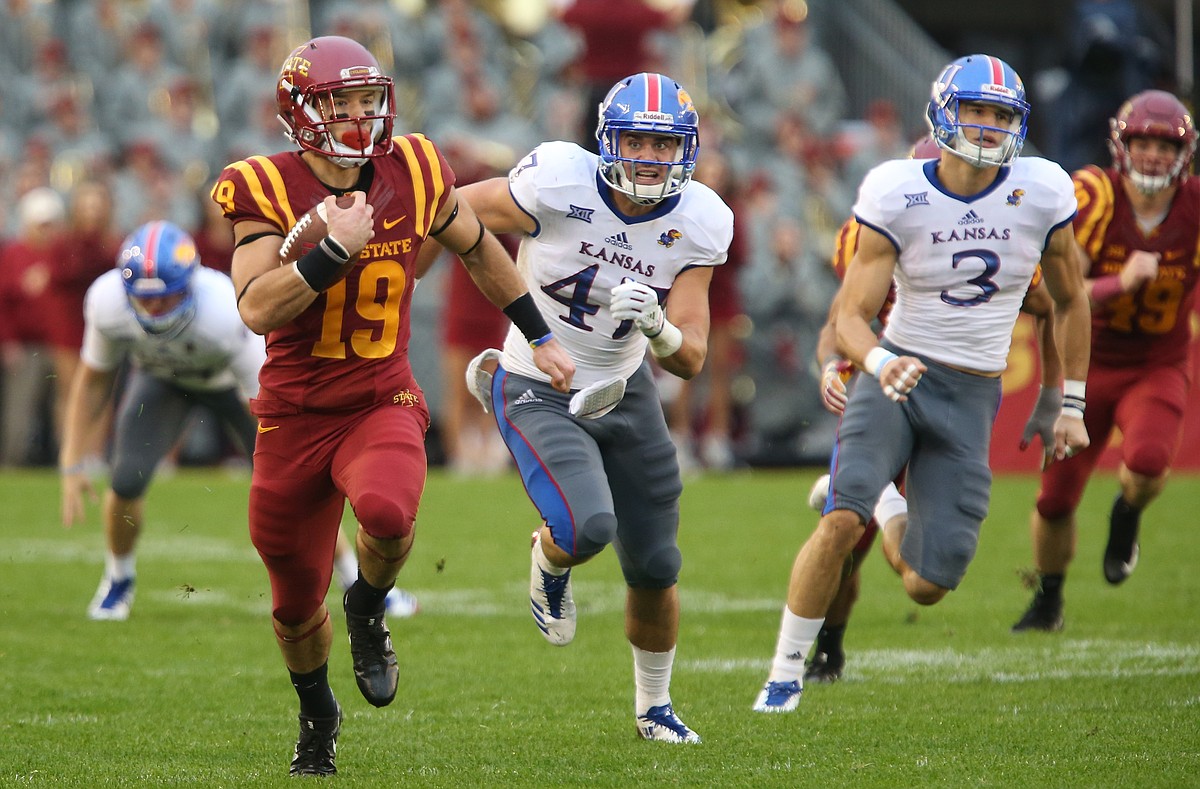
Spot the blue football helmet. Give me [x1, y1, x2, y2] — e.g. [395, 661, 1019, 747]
[926, 54, 1029, 168]
[117, 221, 199, 336]
[596, 72, 700, 205]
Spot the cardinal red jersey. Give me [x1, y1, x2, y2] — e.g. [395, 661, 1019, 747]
[1073, 166, 1200, 368]
[211, 134, 455, 413]
[832, 217, 896, 326]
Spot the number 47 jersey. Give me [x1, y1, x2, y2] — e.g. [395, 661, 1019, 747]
[500, 141, 734, 389]
[854, 156, 1076, 374]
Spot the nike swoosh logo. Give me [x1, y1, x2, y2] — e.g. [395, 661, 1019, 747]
[382, 215, 407, 230]
[257, 424, 280, 433]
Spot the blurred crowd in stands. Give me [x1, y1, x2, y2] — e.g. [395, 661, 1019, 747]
[0, 0, 1171, 472]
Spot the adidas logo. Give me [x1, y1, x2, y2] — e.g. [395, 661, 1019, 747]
[513, 389, 543, 406]
[604, 231, 632, 250]
[958, 210, 984, 225]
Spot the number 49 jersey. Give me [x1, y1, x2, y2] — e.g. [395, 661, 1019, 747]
[500, 141, 734, 388]
[854, 156, 1076, 373]
[1073, 165, 1200, 368]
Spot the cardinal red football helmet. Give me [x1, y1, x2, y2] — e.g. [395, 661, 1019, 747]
[1108, 90, 1196, 194]
[276, 36, 395, 167]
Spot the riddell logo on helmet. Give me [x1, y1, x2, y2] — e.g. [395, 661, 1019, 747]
[633, 111, 673, 124]
[981, 83, 1018, 99]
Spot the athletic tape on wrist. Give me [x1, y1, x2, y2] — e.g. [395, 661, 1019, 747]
[864, 346, 898, 378]
[648, 319, 683, 357]
[1062, 379, 1086, 418]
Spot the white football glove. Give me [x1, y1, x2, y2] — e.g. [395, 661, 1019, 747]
[820, 359, 852, 415]
[610, 280, 665, 336]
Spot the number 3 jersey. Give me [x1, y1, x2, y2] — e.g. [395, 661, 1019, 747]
[1073, 165, 1200, 368]
[500, 141, 734, 388]
[854, 156, 1076, 373]
[211, 135, 454, 413]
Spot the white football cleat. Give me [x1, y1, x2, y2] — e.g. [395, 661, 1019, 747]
[529, 530, 575, 646]
[808, 474, 831, 512]
[752, 679, 802, 713]
[385, 587, 419, 618]
[88, 575, 135, 621]
[636, 704, 701, 743]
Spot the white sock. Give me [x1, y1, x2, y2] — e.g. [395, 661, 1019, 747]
[768, 606, 824, 684]
[334, 546, 358, 590]
[106, 552, 136, 581]
[632, 645, 675, 713]
[874, 482, 908, 526]
[534, 533, 568, 576]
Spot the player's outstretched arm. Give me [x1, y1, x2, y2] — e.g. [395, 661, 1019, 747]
[1017, 280, 1062, 465]
[59, 364, 116, 527]
[816, 289, 850, 414]
[836, 226, 925, 402]
[1040, 228, 1091, 461]
[447, 182, 574, 392]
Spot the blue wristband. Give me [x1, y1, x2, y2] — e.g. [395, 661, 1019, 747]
[529, 332, 554, 349]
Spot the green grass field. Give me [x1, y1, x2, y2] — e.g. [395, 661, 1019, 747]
[2, 467, 1197, 787]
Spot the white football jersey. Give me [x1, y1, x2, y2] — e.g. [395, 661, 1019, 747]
[854, 156, 1076, 372]
[81, 266, 265, 395]
[499, 141, 734, 388]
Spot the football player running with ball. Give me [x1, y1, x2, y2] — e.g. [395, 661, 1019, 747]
[456, 73, 732, 743]
[754, 54, 1092, 713]
[210, 36, 572, 776]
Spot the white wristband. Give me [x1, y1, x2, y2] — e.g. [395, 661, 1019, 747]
[1062, 378, 1086, 419]
[648, 319, 683, 358]
[864, 347, 898, 378]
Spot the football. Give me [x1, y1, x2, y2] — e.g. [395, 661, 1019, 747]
[279, 195, 360, 286]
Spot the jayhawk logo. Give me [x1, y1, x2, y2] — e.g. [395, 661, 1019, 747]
[1006, 189, 1025, 207]
[658, 229, 683, 248]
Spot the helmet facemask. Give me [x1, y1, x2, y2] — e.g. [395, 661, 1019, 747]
[279, 79, 394, 169]
[935, 98, 1027, 168]
[598, 128, 699, 206]
[127, 288, 197, 337]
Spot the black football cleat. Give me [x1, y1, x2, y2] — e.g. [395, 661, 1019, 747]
[290, 704, 342, 777]
[1011, 594, 1064, 633]
[344, 591, 399, 707]
[1103, 521, 1140, 586]
[803, 648, 845, 684]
